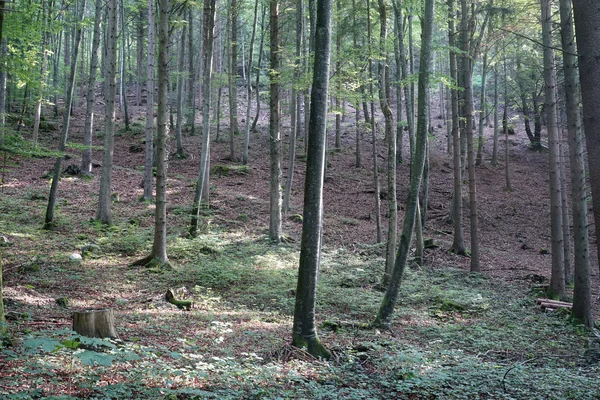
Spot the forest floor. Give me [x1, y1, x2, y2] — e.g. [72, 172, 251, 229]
[0, 88, 599, 398]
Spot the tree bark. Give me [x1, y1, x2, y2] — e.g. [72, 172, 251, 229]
[269, 0, 282, 243]
[292, 0, 333, 359]
[540, 0, 565, 299]
[242, 0, 259, 165]
[565, 0, 592, 328]
[175, 25, 187, 159]
[374, 0, 433, 326]
[73, 309, 118, 339]
[228, 0, 239, 160]
[82, 0, 103, 175]
[143, 0, 155, 202]
[96, 0, 118, 225]
[45, 0, 86, 228]
[189, 0, 216, 237]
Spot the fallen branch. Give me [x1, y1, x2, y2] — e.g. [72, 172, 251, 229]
[165, 289, 192, 311]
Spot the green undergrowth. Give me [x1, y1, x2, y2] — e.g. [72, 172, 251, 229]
[1, 208, 598, 398]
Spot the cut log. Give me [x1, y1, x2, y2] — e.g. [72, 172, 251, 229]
[73, 308, 118, 339]
[536, 298, 573, 307]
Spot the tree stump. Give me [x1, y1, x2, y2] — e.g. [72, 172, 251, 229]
[72, 309, 118, 339]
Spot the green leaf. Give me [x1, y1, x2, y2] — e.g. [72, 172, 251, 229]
[23, 338, 62, 353]
[75, 350, 116, 366]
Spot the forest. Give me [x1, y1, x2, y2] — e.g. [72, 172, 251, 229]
[0, 0, 599, 397]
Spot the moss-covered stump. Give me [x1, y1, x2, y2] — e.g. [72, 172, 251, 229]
[165, 289, 192, 311]
[73, 309, 118, 339]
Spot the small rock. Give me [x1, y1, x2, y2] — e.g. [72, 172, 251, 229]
[69, 253, 83, 263]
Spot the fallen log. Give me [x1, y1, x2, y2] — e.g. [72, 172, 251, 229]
[165, 289, 192, 310]
[536, 298, 573, 307]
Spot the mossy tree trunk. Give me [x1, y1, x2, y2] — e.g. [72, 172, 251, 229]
[292, 0, 332, 359]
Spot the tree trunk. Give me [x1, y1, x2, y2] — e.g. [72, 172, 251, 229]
[540, 0, 565, 299]
[269, 0, 282, 243]
[45, 0, 86, 229]
[186, 6, 196, 134]
[476, 49, 488, 165]
[251, 6, 266, 133]
[32, 0, 49, 147]
[564, 0, 592, 328]
[379, 0, 397, 284]
[120, 0, 129, 131]
[283, 0, 302, 213]
[242, 0, 259, 165]
[73, 309, 118, 339]
[448, 0, 465, 255]
[367, 0, 382, 244]
[292, 0, 333, 359]
[503, 55, 511, 191]
[96, 0, 118, 225]
[143, 0, 155, 202]
[82, 0, 102, 175]
[491, 67, 499, 166]
[228, 0, 238, 160]
[374, 0, 434, 327]
[175, 25, 187, 159]
[189, 0, 216, 237]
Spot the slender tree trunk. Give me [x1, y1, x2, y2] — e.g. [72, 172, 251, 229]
[120, 0, 129, 130]
[44, 0, 86, 229]
[283, 0, 302, 212]
[251, 6, 266, 133]
[186, 6, 196, 134]
[175, 25, 187, 159]
[562, 0, 592, 328]
[392, 2, 403, 164]
[503, 55, 511, 191]
[292, 0, 333, 359]
[541, 0, 565, 299]
[242, 0, 259, 165]
[134, 0, 170, 266]
[269, 0, 282, 243]
[476, 50, 488, 165]
[367, 0, 382, 244]
[374, 0, 433, 326]
[228, 0, 238, 160]
[448, 0, 465, 254]
[559, 136, 572, 284]
[32, 1, 49, 147]
[189, 0, 216, 237]
[491, 67, 499, 166]
[81, 0, 102, 175]
[379, 0, 397, 285]
[143, 0, 155, 202]
[96, 0, 118, 225]
[460, 0, 479, 272]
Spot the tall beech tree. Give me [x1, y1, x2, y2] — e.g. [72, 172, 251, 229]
[374, 0, 433, 327]
[134, 0, 170, 267]
[143, 0, 155, 202]
[571, 0, 596, 327]
[82, 0, 103, 175]
[45, 0, 86, 229]
[189, 0, 216, 237]
[269, 0, 282, 243]
[292, 0, 333, 359]
[96, 0, 118, 225]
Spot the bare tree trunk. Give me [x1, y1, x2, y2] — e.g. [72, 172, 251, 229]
[134, 0, 170, 266]
[562, 0, 592, 328]
[448, 0, 465, 255]
[136, 9, 143, 106]
[367, 0, 381, 243]
[45, 0, 86, 229]
[460, 0, 479, 272]
[476, 49, 488, 165]
[242, 0, 259, 165]
[228, 0, 238, 160]
[269, 0, 282, 243]
[292, 0, 333, 359]
[541, 0, 565, 299]
[143, 0, 155, 202]
[175, 25, 187, 159]
[189, 0, 216, 237]
[82, 0, 102, 175]
[283, 0, 302, 212]
[378, 0, 397, 284]
[503, 55, 511, 191]
[251, 6, 266, 133]
[491, 67, 499, 166]
[186, 6, 196, 134]
[32, 1, 48, 146]
[374, 0, 434, 327]
[120, 0, 129, 130]
[96, 0, 118, 225]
